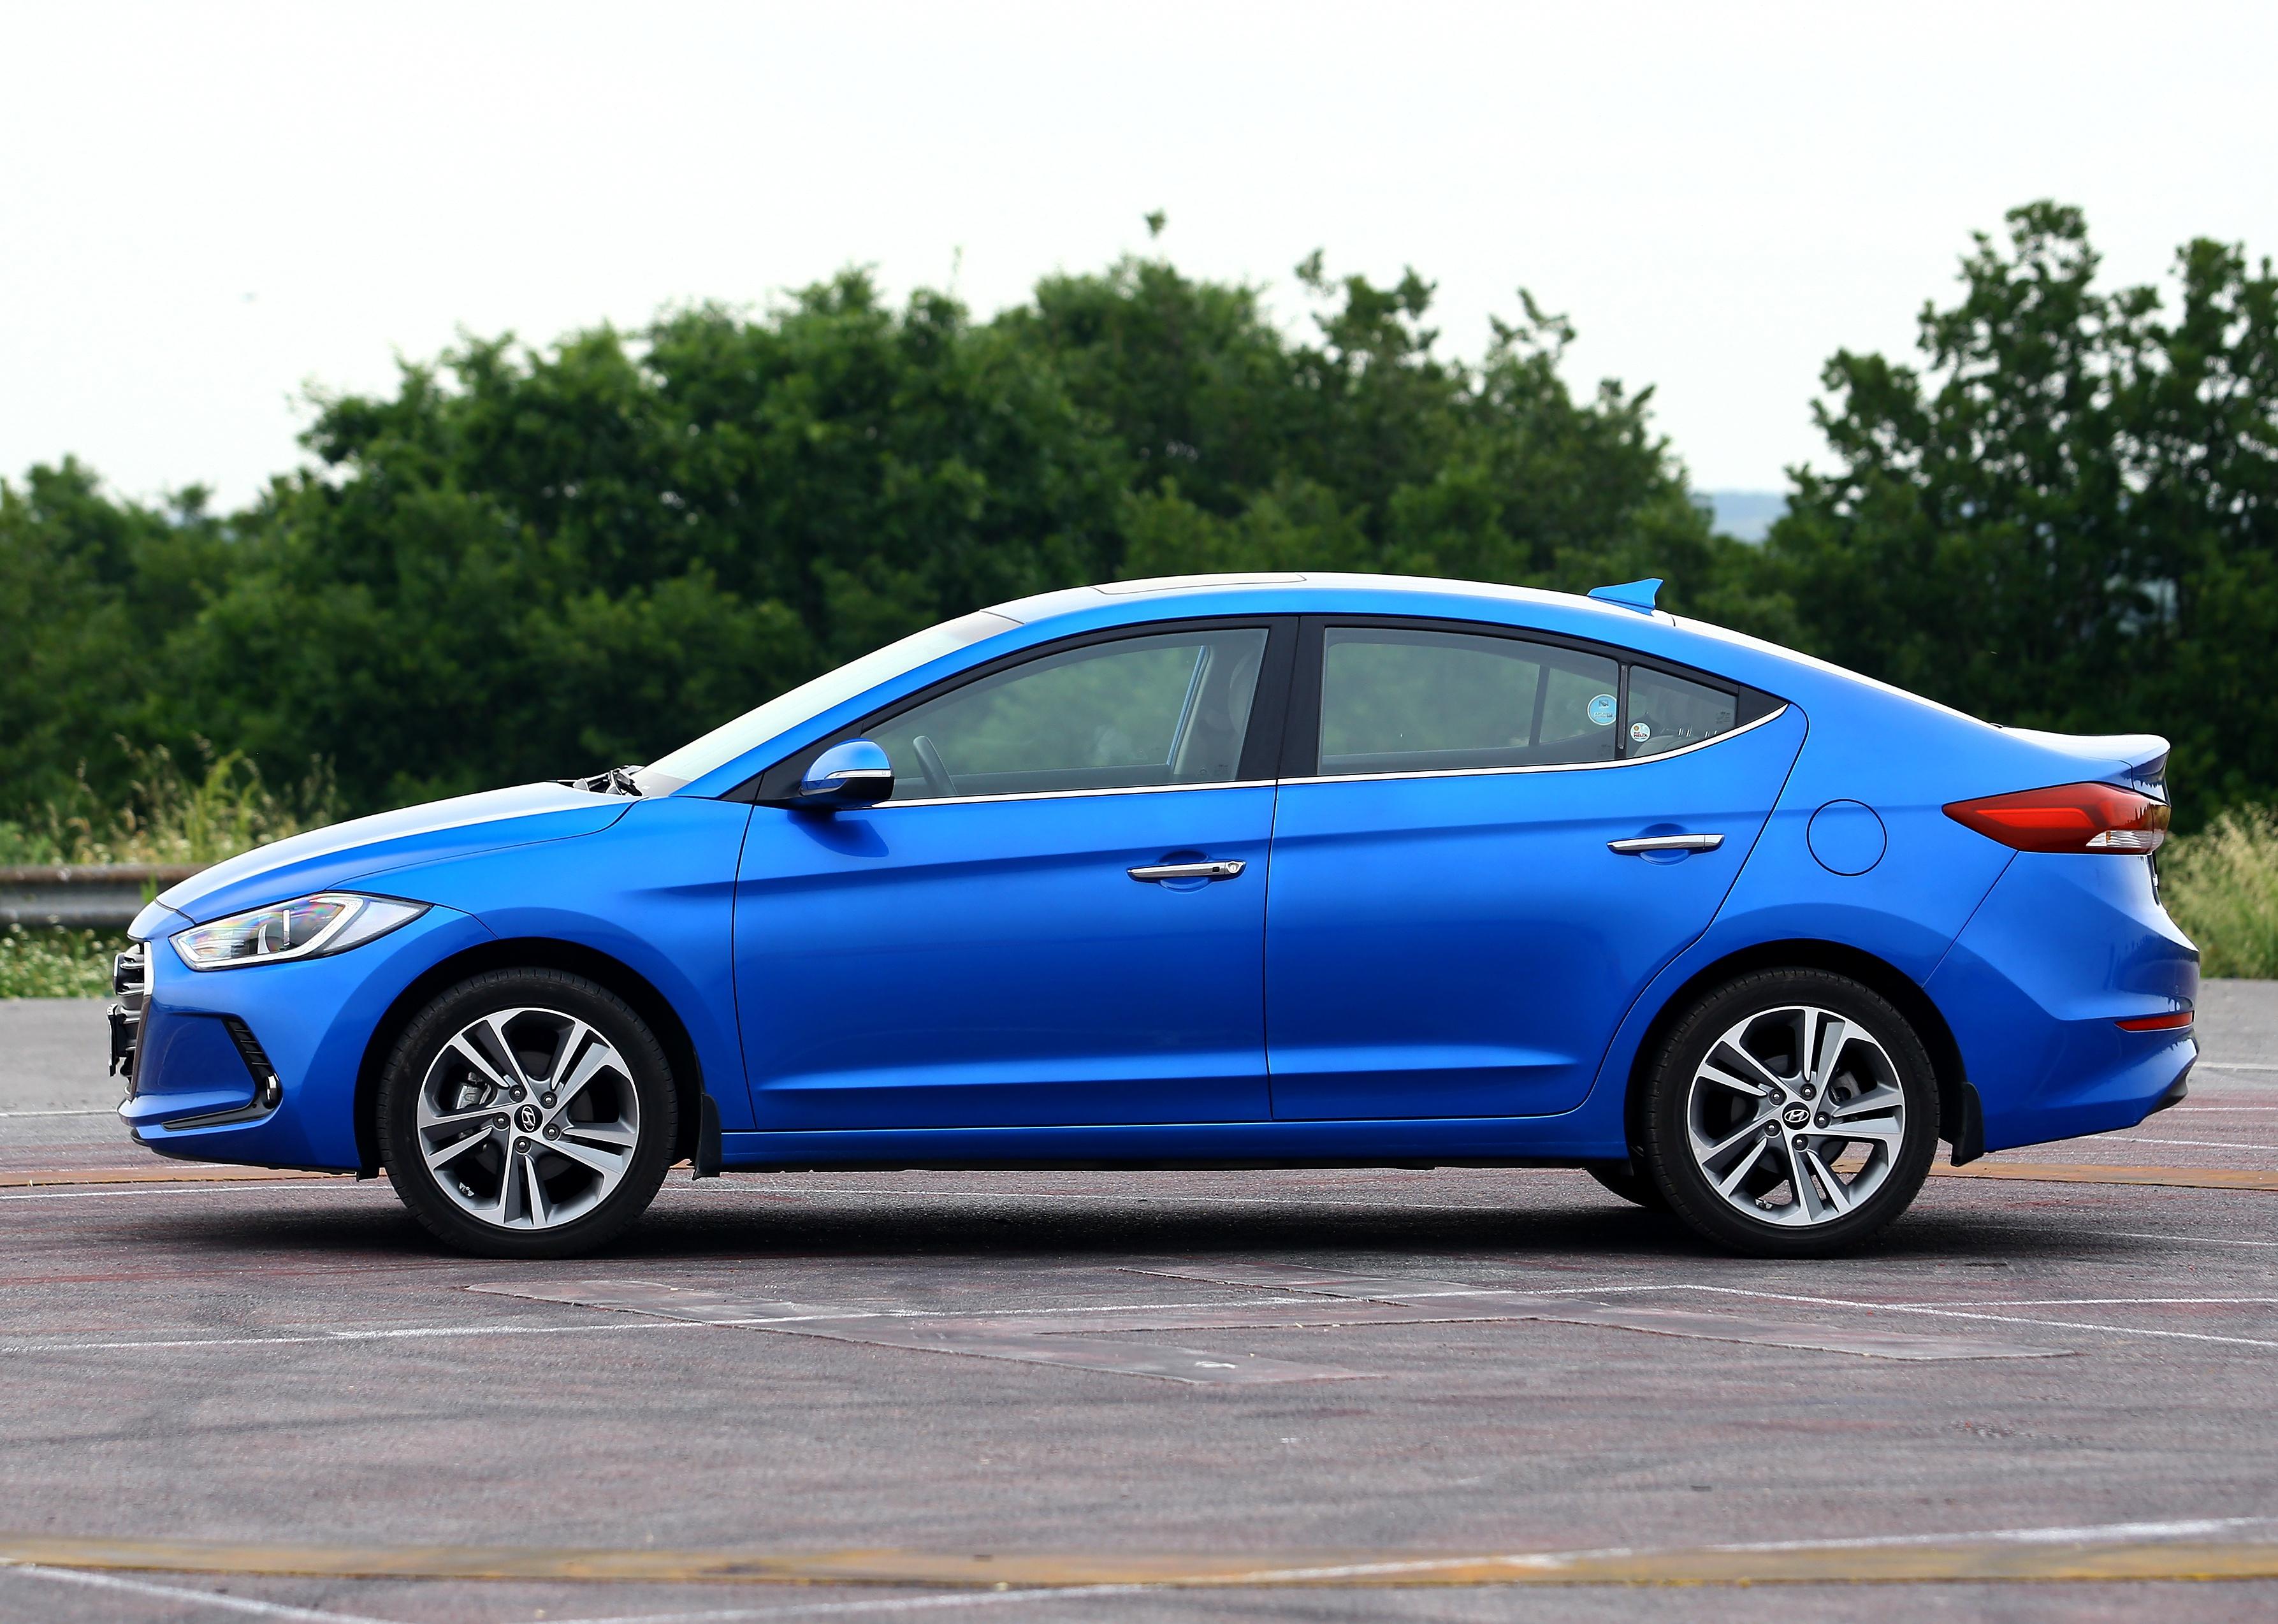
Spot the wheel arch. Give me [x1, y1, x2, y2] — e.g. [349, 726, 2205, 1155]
[1620, 939, 1968, 1155]
[352, 937, 706, 1175]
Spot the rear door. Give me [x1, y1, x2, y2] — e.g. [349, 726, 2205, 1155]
[1264, 618, 1804, 1120]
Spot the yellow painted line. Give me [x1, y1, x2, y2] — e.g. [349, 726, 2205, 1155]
[4, 1533, 2278, 1588]
[1931, 1163, 2278, 1194]
[1, 1166, 349, 1189]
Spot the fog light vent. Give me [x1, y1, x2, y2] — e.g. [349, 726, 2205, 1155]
[221, 1016, 282, 1109]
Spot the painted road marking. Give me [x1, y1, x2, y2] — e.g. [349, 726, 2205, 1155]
[3, 1165, 350, 1188]
[1929, 1163, 2278, 1192]
[6, 1520, 2278, 1590]
[0, 1562, 403, 1623]
[471, 1280, 1373, 1385]
[1126, 1261, 2065, 1360]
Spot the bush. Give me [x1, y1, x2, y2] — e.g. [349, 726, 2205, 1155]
[0, 741, 332, 867]
[0, 925, 124, 999]
[2160, 808, 2278, 978]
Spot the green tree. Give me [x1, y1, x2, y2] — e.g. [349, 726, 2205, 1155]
[1767, 203, 2278, 818]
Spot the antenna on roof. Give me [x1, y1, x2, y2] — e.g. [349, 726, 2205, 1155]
[1587, 578, 1663, 615]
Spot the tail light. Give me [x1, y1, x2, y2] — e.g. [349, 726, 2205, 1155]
[1943, 782, 2170, 853]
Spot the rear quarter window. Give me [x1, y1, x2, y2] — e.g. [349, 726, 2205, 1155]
[1625, 667, 1738, 757]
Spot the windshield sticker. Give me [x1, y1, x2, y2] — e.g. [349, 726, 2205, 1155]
[1630, 721, 1652, 744]
[1588, 693, 1617, 727]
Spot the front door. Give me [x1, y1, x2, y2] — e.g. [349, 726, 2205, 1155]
[736, 622, 1286, 1129]
[1265, 620, 1804, 1120]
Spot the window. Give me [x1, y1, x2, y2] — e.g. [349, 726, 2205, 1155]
[871, 628, 1270, 801]
[1316, 628, 1620, 775]
[1625, 668, 1738, 758]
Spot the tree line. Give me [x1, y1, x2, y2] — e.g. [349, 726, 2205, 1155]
[3, 203, 2273, 825]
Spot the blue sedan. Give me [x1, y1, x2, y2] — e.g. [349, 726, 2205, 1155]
[111, 573, 2197, 1258]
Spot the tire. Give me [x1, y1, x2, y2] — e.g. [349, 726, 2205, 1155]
[1640, 968, 1939, 1258]
[1585, 1161, 1669, 1212]
[378, 968, 678, 1259]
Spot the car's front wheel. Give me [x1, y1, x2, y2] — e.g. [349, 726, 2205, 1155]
[1641, 968, 1939, 1258]
[377, 969, 676, 1258]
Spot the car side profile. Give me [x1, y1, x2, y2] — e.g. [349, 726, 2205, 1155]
[110, 573, 2198, 1258]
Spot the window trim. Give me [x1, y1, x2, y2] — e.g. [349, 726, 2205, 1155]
[738, 616, 1299, 806]
[1282, 614, 1784, 783]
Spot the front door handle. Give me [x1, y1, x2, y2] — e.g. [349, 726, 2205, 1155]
[1607, 833, 1725, 855]
[1128, 860, 1247, 883]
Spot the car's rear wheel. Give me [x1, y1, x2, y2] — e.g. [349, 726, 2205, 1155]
[377, 969, 676, 1259]
[1641, 968, 1938, 1257]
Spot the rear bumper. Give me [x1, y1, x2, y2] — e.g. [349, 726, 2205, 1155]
[1925, 852, 2198, 1154]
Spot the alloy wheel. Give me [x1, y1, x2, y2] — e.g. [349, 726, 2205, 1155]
[412, 1006, 642, 1231]
[1683, 1003, 1907, 1228]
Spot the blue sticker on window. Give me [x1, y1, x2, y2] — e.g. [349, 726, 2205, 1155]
[1587, 693, 1617, 727]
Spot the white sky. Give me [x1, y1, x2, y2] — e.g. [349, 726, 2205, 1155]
[4, 0, 2275, 508]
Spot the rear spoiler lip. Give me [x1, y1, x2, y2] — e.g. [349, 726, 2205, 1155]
[1996, 729, 2170, 801]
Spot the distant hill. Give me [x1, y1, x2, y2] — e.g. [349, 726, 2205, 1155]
[1701, 489, 1787, 542]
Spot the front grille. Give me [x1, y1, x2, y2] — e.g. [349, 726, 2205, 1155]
[108, 944, 149, 1088]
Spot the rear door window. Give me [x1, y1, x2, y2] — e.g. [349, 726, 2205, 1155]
[1624, 668, 1739, 758]
[1317, 627, 1620, 774]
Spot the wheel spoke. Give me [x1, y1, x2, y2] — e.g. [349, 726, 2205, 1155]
[1827, 1083, 1903, 1121]
[1783, 1140, 1824, 1222]
[1806, 1011, 1851, 1095]
[546, 1134, 628, 1178]
[1802, 1145, 1855, 1213]
[444, 1034, 514, 1095]
[520, 1154, 550, 1226]
[1815, 1119, 1901, 1147]
[549, 1037, 621, 1117]
[1697, 1060, 1774, 1099]
[479, 1015, 538, 1089]
[423, 1124, 494, 1170]
[1710, 1040, 1787, 1096]
[1714, 1137, 1771, 1197]
[558, 1118, 637, 1149]
[1694, 1115, 1773, 1170]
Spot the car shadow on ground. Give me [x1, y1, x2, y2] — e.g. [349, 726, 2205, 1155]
[136, 1178, 2161, 1274]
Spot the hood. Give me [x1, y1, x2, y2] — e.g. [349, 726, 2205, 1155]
[147, 783, 635, 929]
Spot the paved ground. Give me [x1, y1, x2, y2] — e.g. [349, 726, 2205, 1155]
[3, 991, 2276, 1622]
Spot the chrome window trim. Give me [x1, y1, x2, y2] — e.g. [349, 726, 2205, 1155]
[1291, 703, 1792, 787]
[850, 703, 1789, 808]
[870, 778, 1277, 809]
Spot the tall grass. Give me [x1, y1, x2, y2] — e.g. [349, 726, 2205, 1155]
[0, 744, 335, 998]
[2161, 808, 2278, 980]
[0, 743, 334, 867]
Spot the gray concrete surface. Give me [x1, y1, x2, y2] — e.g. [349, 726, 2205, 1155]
[3, 992, 2275, 1623]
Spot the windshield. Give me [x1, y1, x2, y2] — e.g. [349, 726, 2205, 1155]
[634, 610, 1022, 794]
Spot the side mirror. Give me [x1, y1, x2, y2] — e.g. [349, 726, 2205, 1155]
[796, 739, 894, 808]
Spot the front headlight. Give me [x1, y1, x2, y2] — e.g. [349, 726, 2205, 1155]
[170, 892, 429, 971]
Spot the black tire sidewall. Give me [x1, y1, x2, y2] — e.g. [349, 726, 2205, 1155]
[378, 968, 677, 1259]
[1643, 968, 1940, 1258]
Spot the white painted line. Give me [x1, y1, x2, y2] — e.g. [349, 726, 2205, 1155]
[0, 1182, 370, 1202]
[1, 1319, 711, 1355]
[2107, 1136, 2278, 1152]
[548, 1584, 1150, 1622]
[1679, 1284, 2278, 1351]
[2081, 1228, 2278, 1248]
[2195, 1062, 2278, 1071]
[0, 1107, 118, 1118]
[1894, 1297, 2278, 1309]
[0, 1561, 404, 1623]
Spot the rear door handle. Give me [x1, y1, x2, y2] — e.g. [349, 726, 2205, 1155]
[1607, 833, 1725, 855]
[1128, 860, 1247, 883]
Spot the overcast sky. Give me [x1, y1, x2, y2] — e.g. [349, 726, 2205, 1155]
[6, 1, 2275, 509]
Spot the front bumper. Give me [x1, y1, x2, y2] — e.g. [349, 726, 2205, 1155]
[119, 903, 493, 1169]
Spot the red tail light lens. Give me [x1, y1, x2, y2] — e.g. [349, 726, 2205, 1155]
[1943, 782, 2170, 853]
[2115, 1010, 2193, 1032]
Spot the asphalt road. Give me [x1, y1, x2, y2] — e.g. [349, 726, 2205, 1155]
[3, 990, 2275, 1623]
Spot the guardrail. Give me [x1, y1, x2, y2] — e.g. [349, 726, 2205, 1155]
[0, 866, 203, 931]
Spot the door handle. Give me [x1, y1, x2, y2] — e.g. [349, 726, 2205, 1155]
[1128, 860, 1247, 883]
[1607, 833, 1725, 855]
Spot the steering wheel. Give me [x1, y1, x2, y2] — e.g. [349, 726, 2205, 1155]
[912, 734, 954, 799]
